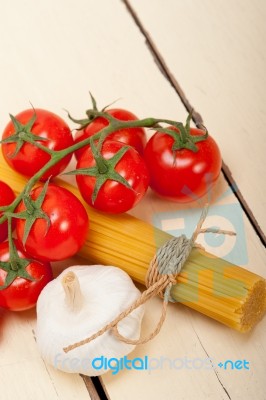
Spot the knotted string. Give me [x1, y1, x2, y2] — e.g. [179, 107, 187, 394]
[63, 204, 235, 353]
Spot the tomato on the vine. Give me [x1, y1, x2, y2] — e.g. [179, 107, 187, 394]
[144, 123, 222, 202]
[74, 140, 149, 214]
[16, 184, 89, 262]
[0, 181, 16, 243]
[1, 108, 74, 180]
[0, 240, 53, 311]
[74, 108, 146, 159]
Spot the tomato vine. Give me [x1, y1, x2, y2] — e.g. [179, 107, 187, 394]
[0, 95, 211, 292]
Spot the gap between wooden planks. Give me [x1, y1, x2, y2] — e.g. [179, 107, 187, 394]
[122, 0, 266, 246]
[125, 0, 266, 240]
[2, 2, 264, 400]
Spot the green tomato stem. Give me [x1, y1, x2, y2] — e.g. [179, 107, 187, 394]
[7, 217, 19, 271]
[0, 109, 205, 236]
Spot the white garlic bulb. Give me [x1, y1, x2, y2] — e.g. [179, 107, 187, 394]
[36, 265, 145, 376]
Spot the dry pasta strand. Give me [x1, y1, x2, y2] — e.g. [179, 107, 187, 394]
[1, 152, 265, 332]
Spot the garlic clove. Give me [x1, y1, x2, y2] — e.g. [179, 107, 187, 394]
[36, 265, 145, 376]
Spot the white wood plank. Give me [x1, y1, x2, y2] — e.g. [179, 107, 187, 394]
[0, 1, 265, 400]
[130, 0, 266, 234]
[0, 308, 91, 400]
[108, 176, 266, 400]
[0, 0, 186, 399]
[0, 0, 187, 129]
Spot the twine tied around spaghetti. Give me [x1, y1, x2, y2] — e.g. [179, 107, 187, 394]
[63, 204, 236, 353]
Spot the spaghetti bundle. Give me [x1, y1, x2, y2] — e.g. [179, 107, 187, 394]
[1, 152, 265, 332]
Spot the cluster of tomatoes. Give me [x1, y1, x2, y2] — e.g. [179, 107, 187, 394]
[0, 105, 222, 311]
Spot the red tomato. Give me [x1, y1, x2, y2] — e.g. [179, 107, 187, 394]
[0, 240, 53, 311]
[1, 109, 74, 180]
[76, 140, 149, 213]
[144, 127, 222, 202]
[16, 184, 89, 261]
[74, 109, 146, 159]
[0, 181, 16, 243]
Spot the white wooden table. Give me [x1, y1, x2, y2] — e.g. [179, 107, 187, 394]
[0, 1, 265, 399]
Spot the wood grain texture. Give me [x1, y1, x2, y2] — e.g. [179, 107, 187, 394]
[0, 0, 265, 400]
[81, 376, 103, 400]
[129, 0, 266, 236]
[121, 176, 266, 400]
[0, 308, 92, 400]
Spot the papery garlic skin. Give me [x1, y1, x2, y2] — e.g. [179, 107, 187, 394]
[36, 265, 145, 376]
